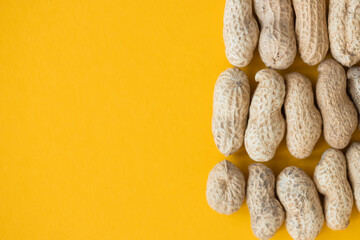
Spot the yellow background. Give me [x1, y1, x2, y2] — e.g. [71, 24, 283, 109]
[0, 0, 359, 239]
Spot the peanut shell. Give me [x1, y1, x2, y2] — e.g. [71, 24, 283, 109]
[212, 68, 250, 156]
[254, 0, 297, 69]
[314, 148, 353, 230]
[347, 67, 360, 129]
[245, 69, 285, 162]
[284, 72, 322, 159]
[328, 0, 360, 67]
[346, 142, 360, 212]
[206, 160, 246, 215]
[277, 166, 324, 240]
[316, 59, 357, 149]
[292, 0, 329, 65]
[223, 0, 259, 67]
[247, 163, 284, 240]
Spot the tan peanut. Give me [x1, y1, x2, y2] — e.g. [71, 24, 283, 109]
[316, 59, 358, 149]
[244, 69, 285, 162]
[212, 68, 250, 156]
[253, 0, 296, 69]
[328, 0, 360, 67]
[347, 67, 360, 128]
[277, 166, 324, 240]
[292, 0, 329, 66]
[223, 0, 259, 67]
[206, 160, 245, 215]
[247, 163, 284, 240]
[314, 148, 353, 230]
[346, 142, 360, 212]
[284, 73, 322, 159]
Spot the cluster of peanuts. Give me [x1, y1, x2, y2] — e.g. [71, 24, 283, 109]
[207, 0, 360, 239]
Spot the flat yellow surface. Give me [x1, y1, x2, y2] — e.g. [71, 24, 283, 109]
[0, 0, 359, 239]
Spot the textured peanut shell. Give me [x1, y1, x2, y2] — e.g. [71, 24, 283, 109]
[316, 59, 358, 149]
[206, 160, 245, 215]
[284, 73, 322, 159]
[292, 0, 329, 66]
[314, 148, 353, 230]
[348, 67, 360, 129]
[247, 163, 284, 240]
[254, 0, 296, 69]
[277, 166, 324, 240]
[245, 69, 285, 162]
[212, 68, 250, 156]
[346, 142, 360, 212]
[328, 0, 360, 67]
[223, 0, 259, 67]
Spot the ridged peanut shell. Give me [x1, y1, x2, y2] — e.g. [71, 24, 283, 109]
[316, 59, 357, 149]
[247, 163, 284, 240]
[223, 0, 259, 67]
[212, 68, 250, 156]
[314, 148, 353, 230]
[206, 160, 245, 215]
[284, 72, 322, 159]
[277, 166, 324, 240]
[254, 0, 296, 69]
[328, 0, 360, 67]
[347, 67, 360, 129]
[245, 69, 285, 162]
[292, 0, 329, 65]
[346, 142, 360, 212]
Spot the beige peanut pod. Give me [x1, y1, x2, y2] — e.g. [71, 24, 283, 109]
[292, 0, 329, 66]
[223, 0, 259, 67]
[247, 163, 284, 240]
[348, 67, 360, 128]
[328, 0, 360, 67]
[253, 0, 296, 69]
[316, 59, 358, 149]
[346, 142, 360, 212]
[284, 73, 322, 159]
[245, 69, 285, 162]
[277, 166, 324, 240]
[314, 148, 353, 230]
[212, 68, 250, 156]
[206, 160, 245, 215]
